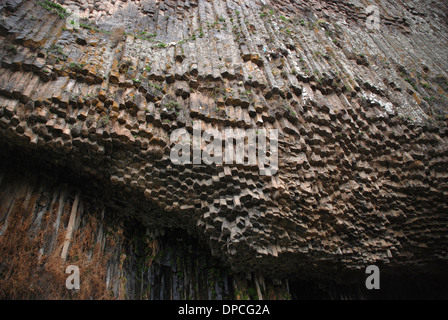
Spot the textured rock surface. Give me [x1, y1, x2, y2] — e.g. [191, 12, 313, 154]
[0, 156, 291, 299]
[0, 0, 447, 298]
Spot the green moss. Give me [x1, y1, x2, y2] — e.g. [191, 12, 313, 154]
[148, 82, 162, 91]
[69, 62, 86, 72]
[135, 33, 157, 41]
[38, 0, 68, 19]
[99, 116, 110, 127]
[164, 100, 181, 111]
[47, 44, 67, 61]
[5, 44, 18, 54]
[247, 287, 258, 300]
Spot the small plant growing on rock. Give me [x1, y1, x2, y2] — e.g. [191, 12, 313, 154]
[149, 82, 162, 91]
[5, 44, 18, 54]
[164, 100, 181, 111]
[98, 115, 110, 127]
[69, 62, 86, 72]
[38, 0, 68, 19]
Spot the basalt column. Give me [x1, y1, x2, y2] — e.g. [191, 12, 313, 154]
[0, 0, 447, 299]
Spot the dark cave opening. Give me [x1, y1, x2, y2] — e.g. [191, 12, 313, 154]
[289, 272, 448, 300]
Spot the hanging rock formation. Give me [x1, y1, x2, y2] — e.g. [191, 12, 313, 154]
[0, 0, 447, 299]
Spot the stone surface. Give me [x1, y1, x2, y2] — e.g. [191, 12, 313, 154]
[0, 0, 447, 299]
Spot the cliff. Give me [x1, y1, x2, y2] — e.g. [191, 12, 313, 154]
[0, 0, 447, 299]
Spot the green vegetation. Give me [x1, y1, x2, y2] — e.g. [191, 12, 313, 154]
[404, 77, 418, 91]
[86, 115, 96, 127]
[317, 19, 327, 25]
[37, 0, 68, 19]
[47, 44, 67, 61]
[247, 287, 258, 300]
[98, 115, 110, 127]
[148, 82, 162, 91]
[423, 95, 435, 102]
[5, 44, 18, 54]
[79, 22, 96, 31]
[69, 62, 86, 72]
[283, 104, 296, 116]
[135, 32, 157, 41]
[164, 100, 181, 111]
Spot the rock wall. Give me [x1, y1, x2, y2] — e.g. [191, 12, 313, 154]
[0, 153, 291, 299]
[0, 0, 447, 299]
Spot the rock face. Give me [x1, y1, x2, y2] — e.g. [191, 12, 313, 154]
[0, 0, 447, 299]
